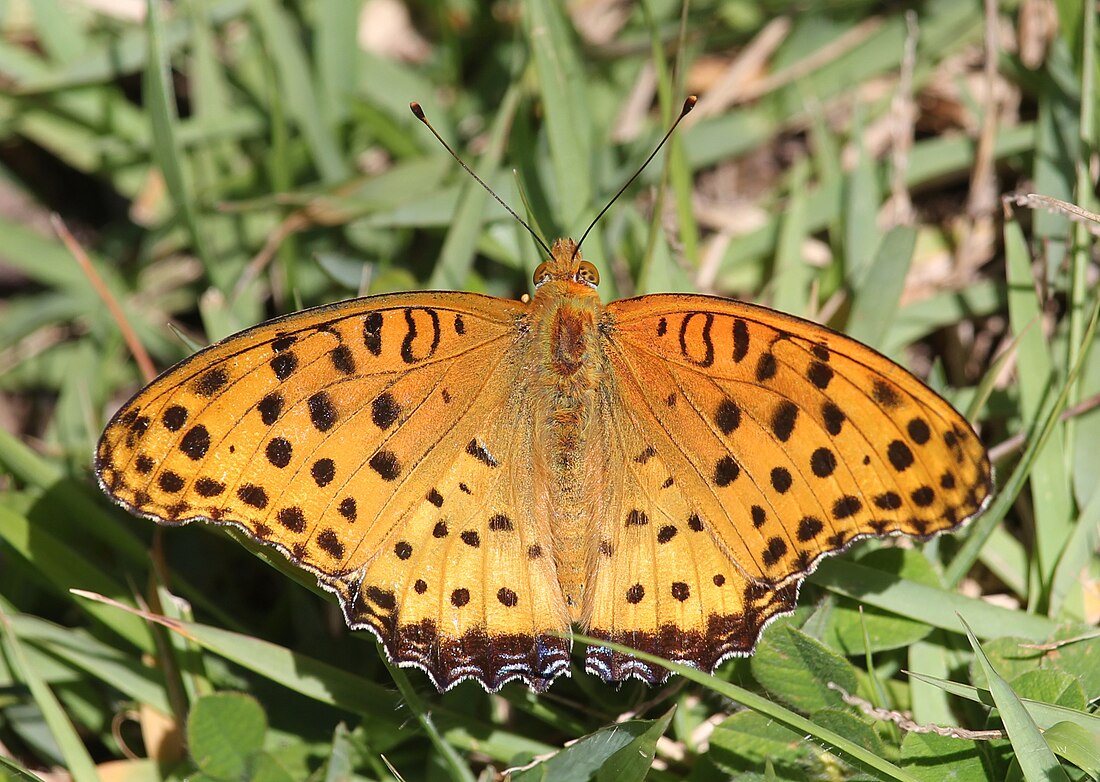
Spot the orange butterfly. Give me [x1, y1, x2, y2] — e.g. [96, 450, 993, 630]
[96, 101, 991, 692]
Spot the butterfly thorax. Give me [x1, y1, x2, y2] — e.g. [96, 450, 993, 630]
[526, 240, 612, 615]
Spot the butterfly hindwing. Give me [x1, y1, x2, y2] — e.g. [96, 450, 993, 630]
[337, 384, 572, 692]
[582, 407, 798, 683]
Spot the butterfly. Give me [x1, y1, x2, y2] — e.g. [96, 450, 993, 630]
[95, 230, 992, 692]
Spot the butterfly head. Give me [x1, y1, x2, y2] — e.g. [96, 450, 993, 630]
[533, 238, 601, 293]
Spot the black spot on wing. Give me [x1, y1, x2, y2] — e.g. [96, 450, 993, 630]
[180, 425, 210, 460]
[238, 484, 268, 509]
[330, 345, 356, 375]
[810, 447, 836, 477]
[770, 467, 792, 493]
[751, 505, 766, 528]
[762, 537, 787, 567]
[907, 417, 931, 444]
[807, 361, 833, 389]
[715, 399, 741, 435]
[162, 405, 188, 431]
[265, 437, 293, 468]
[308, 392, 338, 432]
[797, 516, 824, 541]
[195, 368, 229, 397]
[277, 507, 305, 532]
[626, 509, 649, 526]
[369, 450, 401, 480]
[363, 312, 383, 355]
[270, 353, 297, 381]
[258, 393, 283, 425]
[873, 380, 901, 408]
[678, 312, 715, 367]
[317, 529, 344, 559]
[911, 486, 935, 507]
[271, 334, 297, 352]
[371, 392, 400, 429]
[888, 440, 914, 471]
[732, 319, 749, 362]
[311, 458, 335, 487]
[770, 401, 798, 442]
[756, 352, 777, 382]
[133, 453, 153, 474]
[158, 471, 184, 493]
[833, 495, 862, 519]
[822, 401, 845, 435]
[714, 456, 740, 486]
[195, 477, 225, 497]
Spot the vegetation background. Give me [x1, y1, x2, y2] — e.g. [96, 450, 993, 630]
[0, 0, 1098, 779]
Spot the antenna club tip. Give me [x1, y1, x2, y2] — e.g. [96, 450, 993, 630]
[682, 96, 697, 114]
[409, 101, 425, 120]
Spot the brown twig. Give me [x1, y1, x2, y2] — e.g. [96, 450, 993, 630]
[232, 209, 313, 301]
[732, 18, 883, 106]
[690, 17, 791, 119]
[988, 391, 1100, 463]
[827, 683, 1006, 741]
[1004, 192, 1100, 236]
[956, 0, 1002, 274]
[52, 214, 157, 383]
[1020, 627, 1100, 651]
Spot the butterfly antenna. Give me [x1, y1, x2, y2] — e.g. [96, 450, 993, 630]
[410, 102, 553, 258]
[573, 96, 697, 261]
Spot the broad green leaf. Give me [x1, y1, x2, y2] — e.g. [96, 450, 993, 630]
[187, 692, 267, 780]
[752, 623, 858, 713]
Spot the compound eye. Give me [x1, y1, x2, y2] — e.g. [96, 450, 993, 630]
[533, 262, 551, 285]
[575, 261, 600, 287]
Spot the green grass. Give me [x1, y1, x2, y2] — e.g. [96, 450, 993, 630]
[1, 0, 1099, 780]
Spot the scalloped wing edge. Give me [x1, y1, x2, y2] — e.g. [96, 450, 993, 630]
[96, 465, 992, 690]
